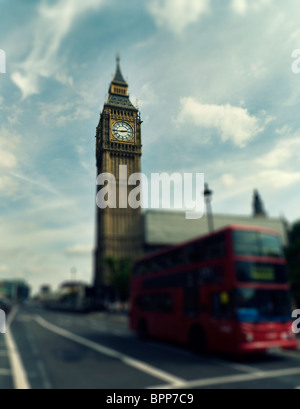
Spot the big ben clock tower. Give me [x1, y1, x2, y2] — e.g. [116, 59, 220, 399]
[94, 55, 143, 291]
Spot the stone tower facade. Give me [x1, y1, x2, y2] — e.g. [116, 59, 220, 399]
[94, 56, 143, 291]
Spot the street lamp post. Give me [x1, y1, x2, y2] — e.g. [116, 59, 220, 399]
[204, 183, 214, 232]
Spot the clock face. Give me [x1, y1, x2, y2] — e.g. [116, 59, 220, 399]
[112, 121, 133, 141]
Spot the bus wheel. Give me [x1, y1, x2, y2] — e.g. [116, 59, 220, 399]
[137, 319, 149, 340]
[189, 326, 206, 354]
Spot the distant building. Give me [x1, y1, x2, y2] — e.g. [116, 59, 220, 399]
[37, 285, 52, 301]
[40, 285, 51, 295]
[0, 280, 30, 301]
[143, 210, 289, 253]
[60, 281, 90, 294]
[43, 281, 93, 312]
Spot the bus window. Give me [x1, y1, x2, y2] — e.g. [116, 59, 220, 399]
[235, 261, 288, 283]
[188, 243, 201, 264]
[136, 293, 173, 313]
[233, 231, 283, 257]
[235, 289, 292, 323]
[198, 265, 224, 284]
[154, 255, 168, 271]
[233, 231, 258, 256]
[156, 293, 173, 313]
[132, 262, 140, 275]
[184, 272, 198, 316]
[212, 291, 233, 319]
[260, 233, 283, 258]
[204, 233, 226, 260]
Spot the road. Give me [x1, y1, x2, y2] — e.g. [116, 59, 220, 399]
[1, 304, 300, 389]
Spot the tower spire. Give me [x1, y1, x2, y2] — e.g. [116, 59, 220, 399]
[252, 189, 267, 217]
[107, 55, 135, 108]
[112, 52, 127, 85]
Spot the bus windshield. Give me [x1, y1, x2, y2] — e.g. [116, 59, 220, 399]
[236, 289, 291, 323]
[233, 230, 283, 258]
[235, 261, 288, 283]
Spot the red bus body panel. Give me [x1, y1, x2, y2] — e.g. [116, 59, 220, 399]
[129, 225, 298, 354]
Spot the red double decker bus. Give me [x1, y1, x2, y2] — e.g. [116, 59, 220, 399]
[129, 225, 298, 354]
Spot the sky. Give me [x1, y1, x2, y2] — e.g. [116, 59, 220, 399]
[1, 0, 300, 293]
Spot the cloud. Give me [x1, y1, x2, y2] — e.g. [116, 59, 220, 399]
[0, 127, 19, 170]
[10, 172, 60, 196]
[231, 0, 272, 15]
[148, 0, 209, 34]
[0, 265, 10, 274]
[0, 149, 17, 169]
[175, 97, 270, 147]
[221, 174, 236, 187]
[11, 0, 106, 98]
[0, 175, 19, 197]
[257, 138, 300, 169]
[11, 72, 40, 99]
[75, 143, 94, 172]
[231, 0, 247, 15]
[207, 128, 300, 213]
[65, 245, 92, 257]
[133, 82, 158, 108]
[256, 131, 300, 180]
[38, 101, 93, 125]
[258, 169, 300, 189]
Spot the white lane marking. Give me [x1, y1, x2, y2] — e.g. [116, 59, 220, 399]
[151, 366, 300, 389]
[5, 307, 31, 389]
[35, 315, 184, 385]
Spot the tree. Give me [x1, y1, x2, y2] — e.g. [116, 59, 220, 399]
[103, 257, 132, 301]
